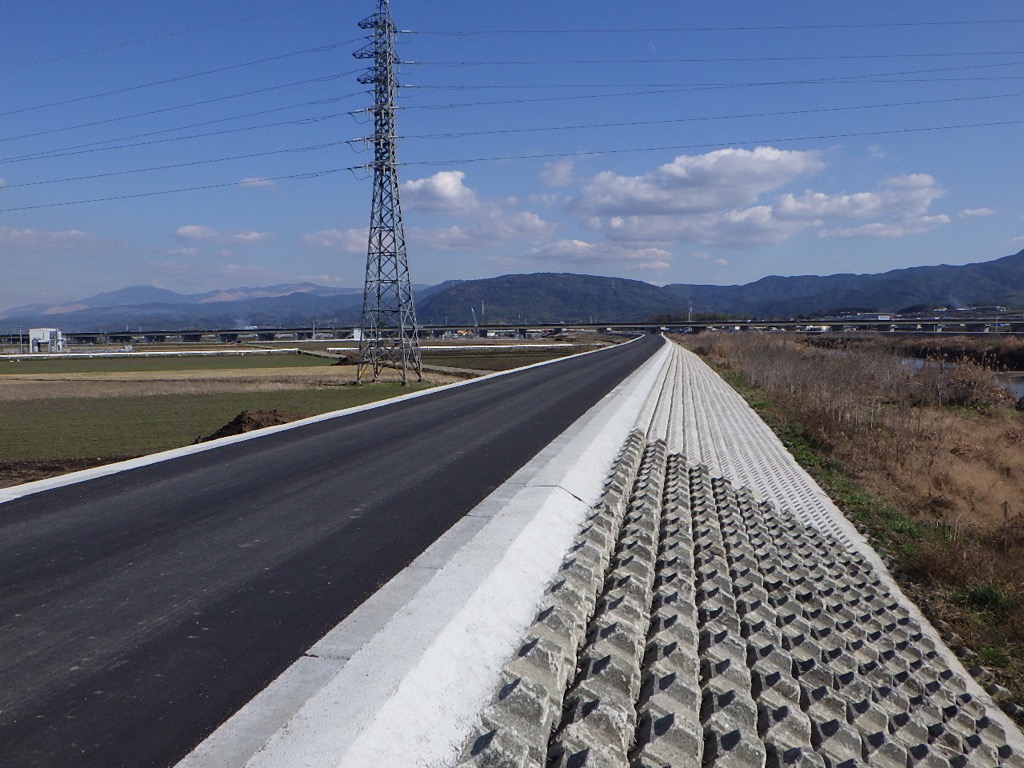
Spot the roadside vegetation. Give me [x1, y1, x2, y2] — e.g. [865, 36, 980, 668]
[0, 351, 330, 376]
[0, 354, 446, 487]
[677, 331, 1024, 722]
[0, 341, 597, 488]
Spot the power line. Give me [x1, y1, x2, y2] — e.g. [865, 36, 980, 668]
[412, 50, 1024, 67]
[0, 142, 348, 189]
[0, 169, 346, 213]
[0, 42, 360, 118]
[388, 117, 1024, 168]
[0, 95, 360, 161]
[409, 20, 1024, 35]
[0, 72, 362, 147]
[1, 0, 345, 72]
[4, 116, 1020, 213]
[0, 112, 352, 165]
[407, 74, 1024, 113]
[406, 58, 1024, 91]
[396, 91, 1024, 142]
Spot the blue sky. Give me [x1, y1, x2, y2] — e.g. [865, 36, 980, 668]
[2, 0, 1024, 312]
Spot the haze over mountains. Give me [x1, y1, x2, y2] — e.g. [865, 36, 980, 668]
[4, 249, 1024, 332]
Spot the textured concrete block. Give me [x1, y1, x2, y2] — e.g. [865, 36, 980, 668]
[765, 745, 827, 767]
[809, 717, 862, 765]
[888, 710, 930, 749]
[703, 723, 768, 767]
[846, 697, 888, 736]
[758, 701, 813, 752]
[632, 702, 703, 768]
[554, 694, 634, 765]
[859, 730, 907, 768]
[458, 727, 532, 768]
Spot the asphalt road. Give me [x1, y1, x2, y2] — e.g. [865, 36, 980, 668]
[0, 335, 661, 768]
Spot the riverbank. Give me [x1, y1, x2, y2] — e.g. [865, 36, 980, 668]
[678, 331, 1024, 723]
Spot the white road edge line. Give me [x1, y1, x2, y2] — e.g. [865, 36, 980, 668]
[175, 337, 673, 768]
[0, 338, 642, 505]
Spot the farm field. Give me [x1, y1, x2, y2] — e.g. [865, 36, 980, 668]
[0, 351, 449, 488]
[0, 340, 606, 488]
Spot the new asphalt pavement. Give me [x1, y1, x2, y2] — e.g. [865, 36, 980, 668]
[0, 336, 660, 768]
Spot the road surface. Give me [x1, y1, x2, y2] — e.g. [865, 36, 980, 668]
[0, 336, 660, 768]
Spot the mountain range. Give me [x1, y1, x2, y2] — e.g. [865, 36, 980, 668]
[3, 249, 1024, 332]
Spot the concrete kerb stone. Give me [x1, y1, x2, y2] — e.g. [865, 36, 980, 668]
[176, 338, 674, 768]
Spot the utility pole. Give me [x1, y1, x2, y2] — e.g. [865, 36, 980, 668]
[354, 0, 422, 384]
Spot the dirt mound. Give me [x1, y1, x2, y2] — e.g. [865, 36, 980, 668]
[198, 409, 309, 443]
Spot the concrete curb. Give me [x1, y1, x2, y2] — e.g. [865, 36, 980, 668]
[176, 338, 673, 768]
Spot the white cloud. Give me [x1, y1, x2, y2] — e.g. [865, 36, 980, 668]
[146, 259, 284, 284]
[541, 160, 575, 188]
[0, 178, 7, 187]
[0, 226, 106, 253]
[573, 159, 948, 248]
[600, 205, 806, 249]
[300, 228, 367, 253]
[507, 239, 673, 271]
[811, 175, 948, 239]
[778, 175, 945, 225]
[573, 147, 823, 218]
[777, 190, 889, 220]
[411, 209, 555, 251]
[822, 215, 950, 240]
[693, 252, 730, 267]
[176, 225, 271, 245]
[403, 171, 480, 214]
[175, 225, 218, 241]
[959, 207, 996, 218]
[570, 146, 825, 248]
[238, 177, 275, 188]
[402, 170, 555, 250]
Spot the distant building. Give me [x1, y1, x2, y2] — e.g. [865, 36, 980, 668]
[29, 328, 66, 353]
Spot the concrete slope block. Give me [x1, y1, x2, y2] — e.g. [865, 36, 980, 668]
[459, 342, 1024, 768]
[549, 442, 668, 768]
[456, 431, 650, 768]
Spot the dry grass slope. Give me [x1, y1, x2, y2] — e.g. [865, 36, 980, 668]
[679, 332, 1024, 721]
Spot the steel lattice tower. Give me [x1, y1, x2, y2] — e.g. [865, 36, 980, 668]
[354, 0, 421, 384]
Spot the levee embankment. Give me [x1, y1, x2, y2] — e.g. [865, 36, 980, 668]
[181, 338, 1024, 767]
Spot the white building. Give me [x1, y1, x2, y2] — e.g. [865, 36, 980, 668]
[29, 328, 66, 353]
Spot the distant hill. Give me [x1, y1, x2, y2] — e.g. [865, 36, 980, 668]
[416, 273, 676, 325]
[419, 249, 1024, 324]
[662, 249, 1024, 317]
[4, 249, 1024, 332]
[0, 284, 366, 332]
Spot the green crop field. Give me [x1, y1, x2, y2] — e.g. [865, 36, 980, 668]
[1, 383, 430, 461]
[0, 352, 330, 376]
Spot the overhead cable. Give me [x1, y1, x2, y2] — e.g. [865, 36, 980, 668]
[0, 42, 360, 118]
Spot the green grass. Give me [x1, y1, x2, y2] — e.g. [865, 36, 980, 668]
[0, 383, 430, 460]
[0, 352, 333, 375]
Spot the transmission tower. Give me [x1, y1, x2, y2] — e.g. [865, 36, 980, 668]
[354, 0, 422, 384]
